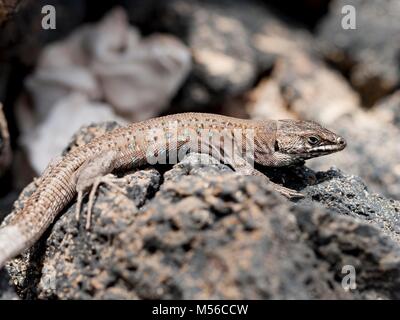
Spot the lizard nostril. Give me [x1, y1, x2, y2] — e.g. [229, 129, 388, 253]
[337, 137, 346, 146]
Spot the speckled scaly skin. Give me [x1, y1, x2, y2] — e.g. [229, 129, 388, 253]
[0, 113, 346, 267]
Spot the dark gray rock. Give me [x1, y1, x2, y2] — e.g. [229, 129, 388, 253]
[0, 267, 18, 299]
[3, 123, 400, 299]
[4, 162, 400, 299]
[303, 169, 400, 245]
[295, 204, 400, 299]
[125, 0, 296, 111]
[262, 165, 400, 245]
[373, 91, 400, 129]
[4, 156, 348, 299]
[245, 37, 400, 200]
[0, 0, 86, 65]
[0, 0, 25, 25]
[317, 0, 400, 107]
[309, 115, 400, 200]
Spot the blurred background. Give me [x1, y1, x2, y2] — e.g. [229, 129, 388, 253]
[0, 0, 399, 216]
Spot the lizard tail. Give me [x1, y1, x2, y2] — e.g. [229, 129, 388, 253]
[0, 224, 28, 268]
[0, 162, 80, 268]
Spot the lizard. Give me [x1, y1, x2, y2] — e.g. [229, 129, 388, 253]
[0, 112, 346, 268]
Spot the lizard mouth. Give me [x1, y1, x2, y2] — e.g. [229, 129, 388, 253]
[310, 136, 347, 154]
[300, 141, 347, 159]
[310, 143, 346, 153]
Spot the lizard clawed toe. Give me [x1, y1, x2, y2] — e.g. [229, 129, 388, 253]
[75, 191, 83, 221]
[272, 184, 304, 199]
[85, 174, 126, 230]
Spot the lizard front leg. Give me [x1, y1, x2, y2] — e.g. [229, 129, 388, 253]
[225, 154, 304, 199]
[238, 165, 304, 199]
[200, 138, 303, 199]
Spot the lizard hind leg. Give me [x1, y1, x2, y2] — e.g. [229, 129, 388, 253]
[85, 174, 126, 230]
[74, 150, 120, 229]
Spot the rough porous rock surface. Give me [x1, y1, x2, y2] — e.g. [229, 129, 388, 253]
[0, 268, 18, 299]
[302, 170, 400, 245]
[259, 165, 400, 246]
[1, 123, 400, 300]
[317, 0, 400, 106]
[1, 1, 400, 300]
[245, 33, 400, 200]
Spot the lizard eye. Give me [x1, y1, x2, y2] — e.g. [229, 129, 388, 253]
[307, 136, 320, 146]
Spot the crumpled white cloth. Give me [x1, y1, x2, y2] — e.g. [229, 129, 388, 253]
[21, 93, 128, 174]
[19, 7, 191, 173]
[26, 7, 191, 122]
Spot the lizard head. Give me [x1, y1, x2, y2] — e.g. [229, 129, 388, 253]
[273, 119, 346, 165]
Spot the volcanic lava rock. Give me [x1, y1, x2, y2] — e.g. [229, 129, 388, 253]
[2, 123, 400, 299]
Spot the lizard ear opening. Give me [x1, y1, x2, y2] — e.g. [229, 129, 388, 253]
[274, 140, 280, 152]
